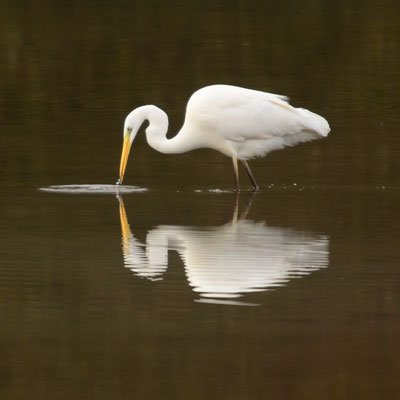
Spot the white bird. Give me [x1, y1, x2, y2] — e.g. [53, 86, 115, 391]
[117, 84, 330, 190]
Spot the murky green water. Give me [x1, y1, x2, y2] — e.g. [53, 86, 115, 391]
[1, 0, 399, 399]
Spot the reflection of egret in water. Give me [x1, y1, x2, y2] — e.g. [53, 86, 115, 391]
[119, 196, 329, 306]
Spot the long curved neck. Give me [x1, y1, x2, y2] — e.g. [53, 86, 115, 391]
[141, 105, 196, 154]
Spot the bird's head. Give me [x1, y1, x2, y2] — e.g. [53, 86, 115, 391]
[117, 105, 168, 185]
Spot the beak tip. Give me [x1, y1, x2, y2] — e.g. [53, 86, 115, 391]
[119, 134, 132, 185]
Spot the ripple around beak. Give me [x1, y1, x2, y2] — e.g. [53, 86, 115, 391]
[39, 184, 148, 194]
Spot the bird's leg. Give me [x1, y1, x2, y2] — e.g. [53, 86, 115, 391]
[241, 160, 260, 190]
[232, 157, 240, 191]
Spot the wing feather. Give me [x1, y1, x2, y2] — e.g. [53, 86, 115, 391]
[184, 85, 330, 159]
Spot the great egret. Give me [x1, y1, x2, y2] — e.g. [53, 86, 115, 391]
[117, 84, 330, 190]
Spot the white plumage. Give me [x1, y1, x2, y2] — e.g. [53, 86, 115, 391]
[118, 84, 330, 189]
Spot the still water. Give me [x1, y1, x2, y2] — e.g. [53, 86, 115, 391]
[1, 0, 400, 399]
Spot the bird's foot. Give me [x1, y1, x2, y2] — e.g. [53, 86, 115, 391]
[116, 178, 122, 185]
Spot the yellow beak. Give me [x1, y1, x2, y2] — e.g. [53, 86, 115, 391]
[119, 132, 132, 184]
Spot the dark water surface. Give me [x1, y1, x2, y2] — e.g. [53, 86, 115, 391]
[1, 0, 400, 399]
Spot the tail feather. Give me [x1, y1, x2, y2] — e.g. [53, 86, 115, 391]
[298, 108, 330, 137]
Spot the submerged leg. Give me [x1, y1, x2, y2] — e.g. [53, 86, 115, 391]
[240, 191, 258, 220]
[232, 157, 240, 191]
[232, 190, 258, 223]
[241, 160, 260, 190]
[232, 190, 239, 222]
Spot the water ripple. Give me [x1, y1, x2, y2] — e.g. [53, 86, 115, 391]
[39, 184, 148, 194]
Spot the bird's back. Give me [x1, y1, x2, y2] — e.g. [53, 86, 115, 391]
[182, 84, 330, 159]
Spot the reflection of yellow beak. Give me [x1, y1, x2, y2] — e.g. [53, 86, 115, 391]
[119, 132, 131, 183]
[119, 198, 131, 252]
